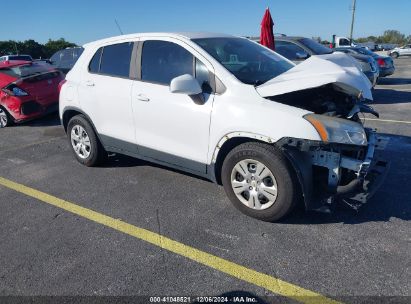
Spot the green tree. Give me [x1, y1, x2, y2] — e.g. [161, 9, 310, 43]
[380, 30, 406, 44]
[0, 38, 78, 58]
[0, 40, 19, 56]
[19, 40, 46, 59]
[355, 37, 369, 43]
[44, 38, 77, 58]
[356, 31, 408, 45]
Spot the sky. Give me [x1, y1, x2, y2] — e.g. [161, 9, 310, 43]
[1, 0, 410, 45]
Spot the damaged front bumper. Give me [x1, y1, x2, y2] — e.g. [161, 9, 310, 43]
[279, 130, 390, 212]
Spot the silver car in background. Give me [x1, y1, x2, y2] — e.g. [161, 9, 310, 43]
[389, 44, 411, 58]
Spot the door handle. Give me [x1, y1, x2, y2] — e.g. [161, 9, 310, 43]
[85, 80, 95, 87]
[136, 94, 150, 102]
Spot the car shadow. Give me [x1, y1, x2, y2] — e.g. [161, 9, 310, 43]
[11, 112, 66, 137]
[372, 88, 411, 104]
[378, 77, 411, 85]
[283, 133, 411, 225]
[14, 112, 62, 128]
[102, 153, 212, 183]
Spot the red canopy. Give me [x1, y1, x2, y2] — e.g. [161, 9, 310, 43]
[260, 8, 275, 50]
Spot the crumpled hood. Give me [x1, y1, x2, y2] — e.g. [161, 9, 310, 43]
[256, 52, 373, 100]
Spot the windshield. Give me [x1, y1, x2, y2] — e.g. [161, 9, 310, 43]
[50, 48, 84, 69]
[298, 38, 333, 55]
[192, 37, 294, 85]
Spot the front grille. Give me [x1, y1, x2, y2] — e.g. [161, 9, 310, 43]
[21, 101, 41, 115]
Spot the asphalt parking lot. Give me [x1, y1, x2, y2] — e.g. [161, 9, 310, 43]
[0, 58, 410, 304]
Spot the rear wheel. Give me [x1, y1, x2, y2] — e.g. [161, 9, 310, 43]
[67, 115, 107, 166]
[0, 106, 12, 128]
[221, 142, 300, 222]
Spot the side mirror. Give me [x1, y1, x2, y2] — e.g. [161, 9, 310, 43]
[170, 74, 202, 96]
[296, 52, 309, 59]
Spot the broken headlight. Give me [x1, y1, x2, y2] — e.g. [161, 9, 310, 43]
[304, 114, 367, 146]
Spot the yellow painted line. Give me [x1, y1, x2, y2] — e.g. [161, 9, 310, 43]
[0, 176, 341, 304]
[364, 118, 411, 125]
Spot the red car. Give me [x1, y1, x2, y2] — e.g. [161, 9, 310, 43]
[0, 60, 64, 127]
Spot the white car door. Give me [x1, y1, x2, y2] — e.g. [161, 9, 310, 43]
[131, 38, 215, 173]
[79, 41, 137, 151]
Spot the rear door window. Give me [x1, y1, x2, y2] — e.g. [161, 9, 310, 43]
[141, 40, 194, 85]
[99, 42, 134, 78]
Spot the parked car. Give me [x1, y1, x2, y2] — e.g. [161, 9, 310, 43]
[334, 47, 395, 77]
[389, 44, 411, 58]
[49, 47, 84, 74]
[356, 42, 377, 51]
[273, 36, 379, 87]
[376, 44, 396, 51]
[0, 54, 33, 62]
[60, 33, 388, 222]
[0, 60, 64, 127]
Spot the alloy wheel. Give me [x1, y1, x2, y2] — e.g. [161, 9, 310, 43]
[0, 108, 8, 128]
[70, 125, 91, 159]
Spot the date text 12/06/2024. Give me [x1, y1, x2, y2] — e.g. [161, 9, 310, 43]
[149, 296, 258, 303]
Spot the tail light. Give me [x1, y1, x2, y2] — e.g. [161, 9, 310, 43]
[58, 79, 67, 93]
[2, 84, 29, 96]
[377, 58, 386, 67]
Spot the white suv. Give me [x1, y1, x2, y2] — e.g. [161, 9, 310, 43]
[60, 32, 388, 221]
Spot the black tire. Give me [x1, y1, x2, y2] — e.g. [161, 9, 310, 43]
[67, 114, 107, 166]
[221, 142, 300, 222]
[0, 106, 13, 128]
[390, 52, 399, 59]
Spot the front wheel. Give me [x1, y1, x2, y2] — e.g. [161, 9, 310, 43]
[221, 142, 300, 222]
[390, 52, 399, 59]
[0, 107, 12, 128]
[67, 115, 107, 166]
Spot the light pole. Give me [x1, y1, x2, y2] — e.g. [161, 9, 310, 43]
[349, 0, 357, 43]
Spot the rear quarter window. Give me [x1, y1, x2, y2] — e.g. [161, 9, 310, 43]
[89, 48, 103, 73]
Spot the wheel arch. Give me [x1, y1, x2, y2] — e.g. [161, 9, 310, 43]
[61, 107, 104, 146]
[212, 132, 280, 185]
[63, 107, 94, 132]
[212, 133, 309, 210]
